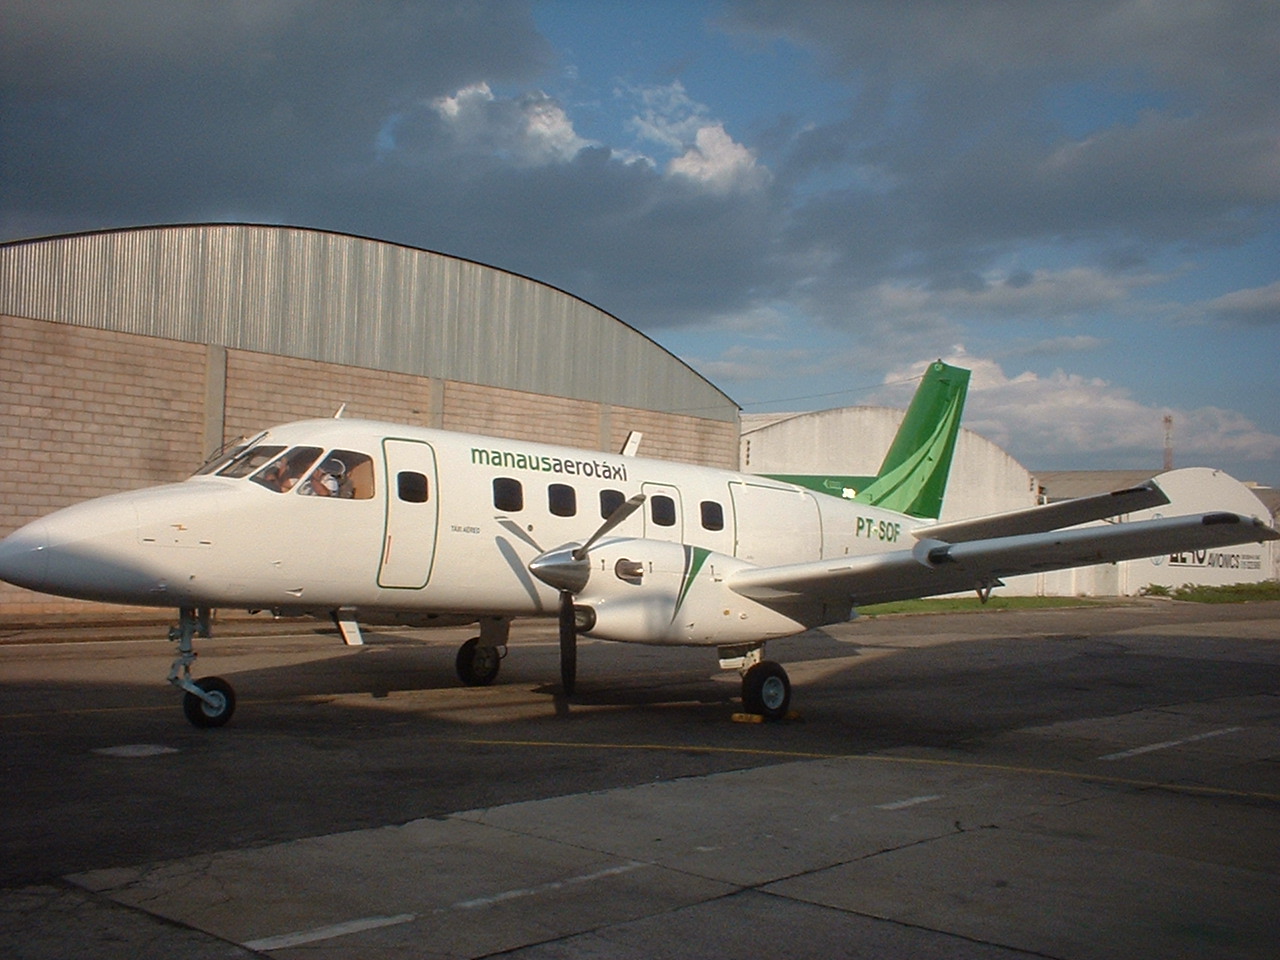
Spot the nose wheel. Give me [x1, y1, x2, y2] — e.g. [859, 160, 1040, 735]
[169, 606, 237, 728]
[456, 636, 504, 686]
[182, 676, 236, 727]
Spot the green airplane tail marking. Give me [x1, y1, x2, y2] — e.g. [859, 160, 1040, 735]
[853, 361, 969, 519]
[759, 361, 970, 519]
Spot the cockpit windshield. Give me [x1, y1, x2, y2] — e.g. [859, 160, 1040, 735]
[203, 441, 375, 499]
[195, 431, 269, 476]
[214, 445, 288, 480]
[250, 446, 322, 491]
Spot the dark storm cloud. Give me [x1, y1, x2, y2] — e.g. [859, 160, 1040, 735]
[345, 130, 787, 327]
[2, 0, 1276, 346]
[0, 0, 553, 235]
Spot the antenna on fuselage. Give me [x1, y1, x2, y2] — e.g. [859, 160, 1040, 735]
[333, 403, 348, 419]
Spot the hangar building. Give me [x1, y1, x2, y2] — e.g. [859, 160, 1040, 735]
[0, 224, 738, 618]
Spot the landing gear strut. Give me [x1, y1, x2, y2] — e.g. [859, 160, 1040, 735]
[168, 606, 236, 728]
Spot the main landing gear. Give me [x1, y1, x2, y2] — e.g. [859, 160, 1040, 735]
[741, 660, 791, 719]
[169, 606, 236, 728]
[719, 643, 792, 720]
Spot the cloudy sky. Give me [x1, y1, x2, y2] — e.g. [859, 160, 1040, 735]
[3, 1, 1278, 484]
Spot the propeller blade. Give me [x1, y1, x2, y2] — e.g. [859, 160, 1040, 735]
[559, 589, 577, 695]
[573, 493, 646, 560]
[531, 494, 643, 697]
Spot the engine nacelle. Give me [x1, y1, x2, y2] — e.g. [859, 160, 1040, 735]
[572, 538, 825, 646]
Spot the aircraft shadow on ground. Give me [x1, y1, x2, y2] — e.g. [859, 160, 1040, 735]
[5, 619, 1279, 888]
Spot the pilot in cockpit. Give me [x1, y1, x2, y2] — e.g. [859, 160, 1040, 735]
[303, 458, 346, 497]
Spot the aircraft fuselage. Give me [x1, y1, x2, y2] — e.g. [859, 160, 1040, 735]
[0, 418, 918, 646]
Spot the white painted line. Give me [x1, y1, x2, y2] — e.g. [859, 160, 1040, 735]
[239, 860, 648, 948]
[243, 913, 416, 951]
[451, 860, 647, 910]
[877, 794, 942, 810]
[92, 744, 180, 758]
[1099, 726, 1244, 761]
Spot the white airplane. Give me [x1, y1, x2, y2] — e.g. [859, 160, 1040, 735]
[0, 362, 1274, 726]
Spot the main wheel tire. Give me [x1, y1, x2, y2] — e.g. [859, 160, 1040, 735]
[182, 676, 236, 728]
[741, 661, 791, 720]
[456, 637, 501, 686]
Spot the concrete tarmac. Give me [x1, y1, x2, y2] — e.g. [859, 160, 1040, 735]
[1, 601, 1277, 958]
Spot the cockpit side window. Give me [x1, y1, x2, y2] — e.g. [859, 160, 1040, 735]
[252, 447, 323, 492]
[298, 450, 375, 499]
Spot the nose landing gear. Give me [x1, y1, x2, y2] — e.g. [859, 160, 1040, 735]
[169, 606, 236, 727]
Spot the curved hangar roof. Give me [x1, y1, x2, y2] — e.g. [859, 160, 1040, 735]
[0, 223, 736, 423]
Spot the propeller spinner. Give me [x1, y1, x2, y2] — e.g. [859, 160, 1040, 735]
[528, 493, 646, 694]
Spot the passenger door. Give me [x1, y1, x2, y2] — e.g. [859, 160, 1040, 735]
[378, 439, 439, 588]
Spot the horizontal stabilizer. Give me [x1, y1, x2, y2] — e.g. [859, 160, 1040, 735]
[918, 481, 1170, 543]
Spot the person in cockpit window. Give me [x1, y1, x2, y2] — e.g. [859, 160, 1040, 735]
[303, 458, 345, 497]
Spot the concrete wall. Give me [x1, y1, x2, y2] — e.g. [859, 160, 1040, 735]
[0, 313, 737, 619]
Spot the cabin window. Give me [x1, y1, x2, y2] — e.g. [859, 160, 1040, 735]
[700, 500, 725, 531]
[493, 477, 524, 512]
[299, 450, 376, 499]
[650, 495, 677, 527]
[397, 471, 429, 503]
[218, 445, 287, 480]
[549, 483, 577, 517]
[599, 489, 626, 519]
[249, 447, 322, 492]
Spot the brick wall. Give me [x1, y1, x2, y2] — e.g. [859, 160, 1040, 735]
[223, 349, 439, 440]
[1, 314, 738, 620]
[0, 315, 208, 618]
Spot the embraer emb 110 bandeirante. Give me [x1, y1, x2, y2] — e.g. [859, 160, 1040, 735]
[0, 362, 1274, 726]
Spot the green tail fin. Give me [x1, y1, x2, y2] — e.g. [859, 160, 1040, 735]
[853, 361, 969, 519]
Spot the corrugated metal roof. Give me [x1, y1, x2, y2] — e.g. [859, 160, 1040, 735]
[0, 224, 737, 422]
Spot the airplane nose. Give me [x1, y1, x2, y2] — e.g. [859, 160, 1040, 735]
[0, 519, 51, 592]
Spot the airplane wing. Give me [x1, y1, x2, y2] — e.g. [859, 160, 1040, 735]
[916, 481, 1168, 543]
[728, 511, 1278, 608]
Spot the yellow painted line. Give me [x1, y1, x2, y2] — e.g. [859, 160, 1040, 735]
[441, 736, 1280, 804]
[5, 701, 1275, 804]
[0, 694, 343, 721]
